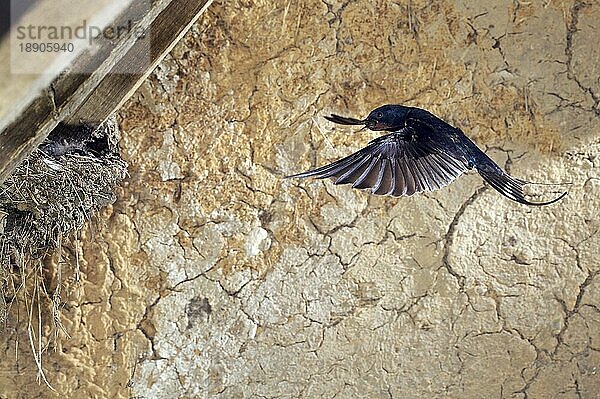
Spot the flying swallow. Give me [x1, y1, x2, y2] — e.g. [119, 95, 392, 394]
[287, 104, 566, 206]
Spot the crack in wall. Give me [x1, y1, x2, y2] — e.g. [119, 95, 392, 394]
[565, 0, 600, 117]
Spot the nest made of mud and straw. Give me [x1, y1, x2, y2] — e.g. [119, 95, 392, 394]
[0, 117, 127, 385]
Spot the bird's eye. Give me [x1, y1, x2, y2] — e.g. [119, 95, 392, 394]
[375, 112, 383, 119]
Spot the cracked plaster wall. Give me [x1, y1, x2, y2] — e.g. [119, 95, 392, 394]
[1, 0, 600, 398]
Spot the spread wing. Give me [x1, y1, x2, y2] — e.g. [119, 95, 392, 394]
[286, 127, 469, 197]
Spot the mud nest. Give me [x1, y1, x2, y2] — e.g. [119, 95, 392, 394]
[0, 116, 127, 337]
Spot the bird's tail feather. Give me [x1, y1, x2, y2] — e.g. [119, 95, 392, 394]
[454, 132, 568, 206]
[476, 161, 567, 206]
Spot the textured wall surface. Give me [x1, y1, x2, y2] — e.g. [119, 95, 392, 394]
[2, 0, 600, 398]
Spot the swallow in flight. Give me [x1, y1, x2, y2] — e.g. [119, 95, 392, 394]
[287, 105, 566, 206]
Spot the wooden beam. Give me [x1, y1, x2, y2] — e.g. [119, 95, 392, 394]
[0, 0, 214, 184]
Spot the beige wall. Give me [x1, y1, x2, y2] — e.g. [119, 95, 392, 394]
[2, 0, 600, 397]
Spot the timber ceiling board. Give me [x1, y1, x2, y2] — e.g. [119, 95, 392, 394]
[0, 0, 214, 184]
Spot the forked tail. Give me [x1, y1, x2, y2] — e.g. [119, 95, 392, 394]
[476, 160, 567, 206]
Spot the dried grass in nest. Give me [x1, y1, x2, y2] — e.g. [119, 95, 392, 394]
[0, 116, 127, 388]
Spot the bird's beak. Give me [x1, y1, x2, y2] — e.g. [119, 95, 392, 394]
[365, 121, 390, 131]
[325, 114, 392, 132]
[324, 114, 367, 126]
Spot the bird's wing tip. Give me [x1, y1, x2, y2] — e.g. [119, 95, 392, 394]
[284, 172, 308, 179]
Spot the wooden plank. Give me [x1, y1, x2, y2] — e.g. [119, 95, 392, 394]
[0, 0, 213, 184]
[66, 0, 214, 125]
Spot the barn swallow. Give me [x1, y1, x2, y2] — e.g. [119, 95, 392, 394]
[287, 104, 567, 206]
